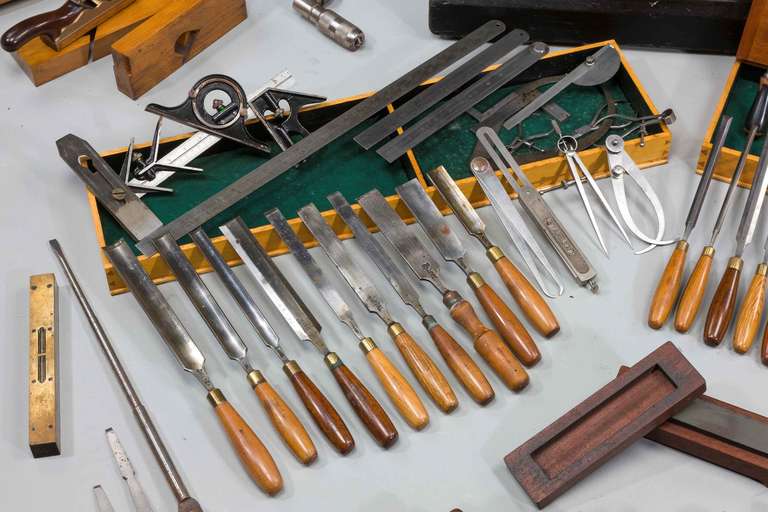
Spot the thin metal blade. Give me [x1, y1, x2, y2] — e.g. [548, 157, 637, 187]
[427, 166, 487, 242]
[220, 217, 327, 353]
[673, 399, 768, 455]
[396, 179, 467, 265]
[736, 132, 768, 254]
[357, 189, 446, 291]
[297, 203, 393, 325]
[105, 428, 154, 512]
[682, 115, 733, 240]
[266, 208, 364, 339]
[94, 486, 115, 512]
[328, 192, 425, 315]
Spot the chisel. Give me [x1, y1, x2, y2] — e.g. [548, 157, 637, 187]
[189, 228, 353, 455]
[152, 233, 317, 465]
[299, 201, 462, 412]
[427, 165, 560, 337]
[647, 115, 732, 330]
[50, 240, 204, 512]
[104, 240, 282, 496]
[93, 485, 115, 512]
[358, 189, 529, 391]
[221, 218, 398, 448]
[703, 132, 768, 346]
[267, 208, 429, 429]
[329, 193, 495, 405]
[396, 179, 541, 367]
[105, 428, 154, 512]
[734, 233, 768, 353]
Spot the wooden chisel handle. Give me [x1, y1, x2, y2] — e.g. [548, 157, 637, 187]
[487, 246, 560, 337]
[326, 353, 399, 448]
[468, 272, 541, 366]
[425, 317, 495, 405]
[649, 240, 689, 329]
[207, 389, 283, 495]
[703, 257, 743, 346]
[447, 295, 529, 391]
[761, 318, 768, 365]
[359, 339, 429, 430]
[283, 361, 355, 455]
[388, 322, 459, 413]
[674, 246, 715, 333]
[248, 371, 317, 465]
[733, 263, 767, 354]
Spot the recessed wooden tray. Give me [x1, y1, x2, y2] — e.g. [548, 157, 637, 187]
[504, 342, 706, 509]
[618, 366, 768, 487]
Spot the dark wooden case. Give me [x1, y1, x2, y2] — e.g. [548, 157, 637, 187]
[504, 342, 706, 509]
[428, 0, 751, 55]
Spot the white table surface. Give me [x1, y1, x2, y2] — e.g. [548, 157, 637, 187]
[1, 1, 766, 511]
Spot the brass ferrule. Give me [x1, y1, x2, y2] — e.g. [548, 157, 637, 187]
[758, 263, 768, 277]
[283, 360, 301, 377]
[728, 256, 743, 271]
[422, 314, 438, 331]
[247, 370, 266, 388]
[702, 245, 715, 257]
[359, 337, 377, 353]
[467, 272, 485, 290]
[388, 322, 404, 338]
[676, 239, 689, 251]
[324, 352, 342, 369]
[486, 246, 504, 263]
[207, 388, 226, 407]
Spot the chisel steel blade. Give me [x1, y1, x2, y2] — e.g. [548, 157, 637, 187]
[266, 208, 362, 338]
[328, 192, 424, 313]
[94, 486, 116, 512]
[396, 179, 467, 264]
[358, 189, 446, 290]
[220, 217, 326, 353]
[297, 204, 393, 324]
[427, 166, 487, 241]
[106, 428, 154, 512]
[736, 137, 768, 254]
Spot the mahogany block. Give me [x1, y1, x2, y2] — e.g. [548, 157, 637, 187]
[504, 342, 705, 509]
[619, 366, 768, 486]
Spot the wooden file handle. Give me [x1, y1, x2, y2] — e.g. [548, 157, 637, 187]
[469, 273, 540, 367]
[283, 361, 355, 455]
[649, 240, 689, 329]
[425, 319, 495, 405]
[388, 322, 459, 413]
[207, 389, 283, 496]
[1, 1, 84, 52]
[488, 247, 560, 337]
[449, 298, 529, 391]
[326, 353, 399, 448]
[733, 263, 767, 354]
[360, 339, 430, 430]
[249, 371, 317, 466]
[703, 257, 743, 346]
[674, 246, 714, 333]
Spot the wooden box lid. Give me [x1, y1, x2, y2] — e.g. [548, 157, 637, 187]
[738, 0, 768, 66]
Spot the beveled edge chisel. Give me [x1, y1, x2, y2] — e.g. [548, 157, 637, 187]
[105, 427, 154, 512]
[396, 178, 541, 367]
[152, 233, 317, 465]
[329, 192, 495, 406]
[266, 207, 429, 430]
[427, 165, 560, 338]
[221, 217, 398, 448]
[299, 201, 461, 413]
[358, 189, 529, 392]
[104, 239, 283, 496]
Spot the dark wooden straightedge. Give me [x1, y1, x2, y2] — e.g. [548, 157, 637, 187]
[618, 366, 768, 487]
[504, 342, 706, 509]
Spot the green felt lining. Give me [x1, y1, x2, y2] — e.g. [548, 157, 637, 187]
[719, 62, 767, 156]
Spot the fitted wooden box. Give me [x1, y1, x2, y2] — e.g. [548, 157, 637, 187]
[84, 40, 673, 294]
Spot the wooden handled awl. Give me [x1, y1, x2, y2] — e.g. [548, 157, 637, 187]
[396, 178, 541, 366]
[104, 240, 282, 495]
[649, 115, 733, 330]
[427, 166, 559, 337]
[223, 217, 398, 447]
[329, 192, 495, 406]
[267, 207, 429, 430]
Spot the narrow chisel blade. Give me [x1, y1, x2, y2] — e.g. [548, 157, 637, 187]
[105, 428, 154, 512]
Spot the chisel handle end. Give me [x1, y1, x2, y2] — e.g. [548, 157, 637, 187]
[674, 246, 714, 333]
[649, 240, 688, 329]
[703, 257, 743, 346]
[207, 389, 283, 496]
[733, 263, 767, 354]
